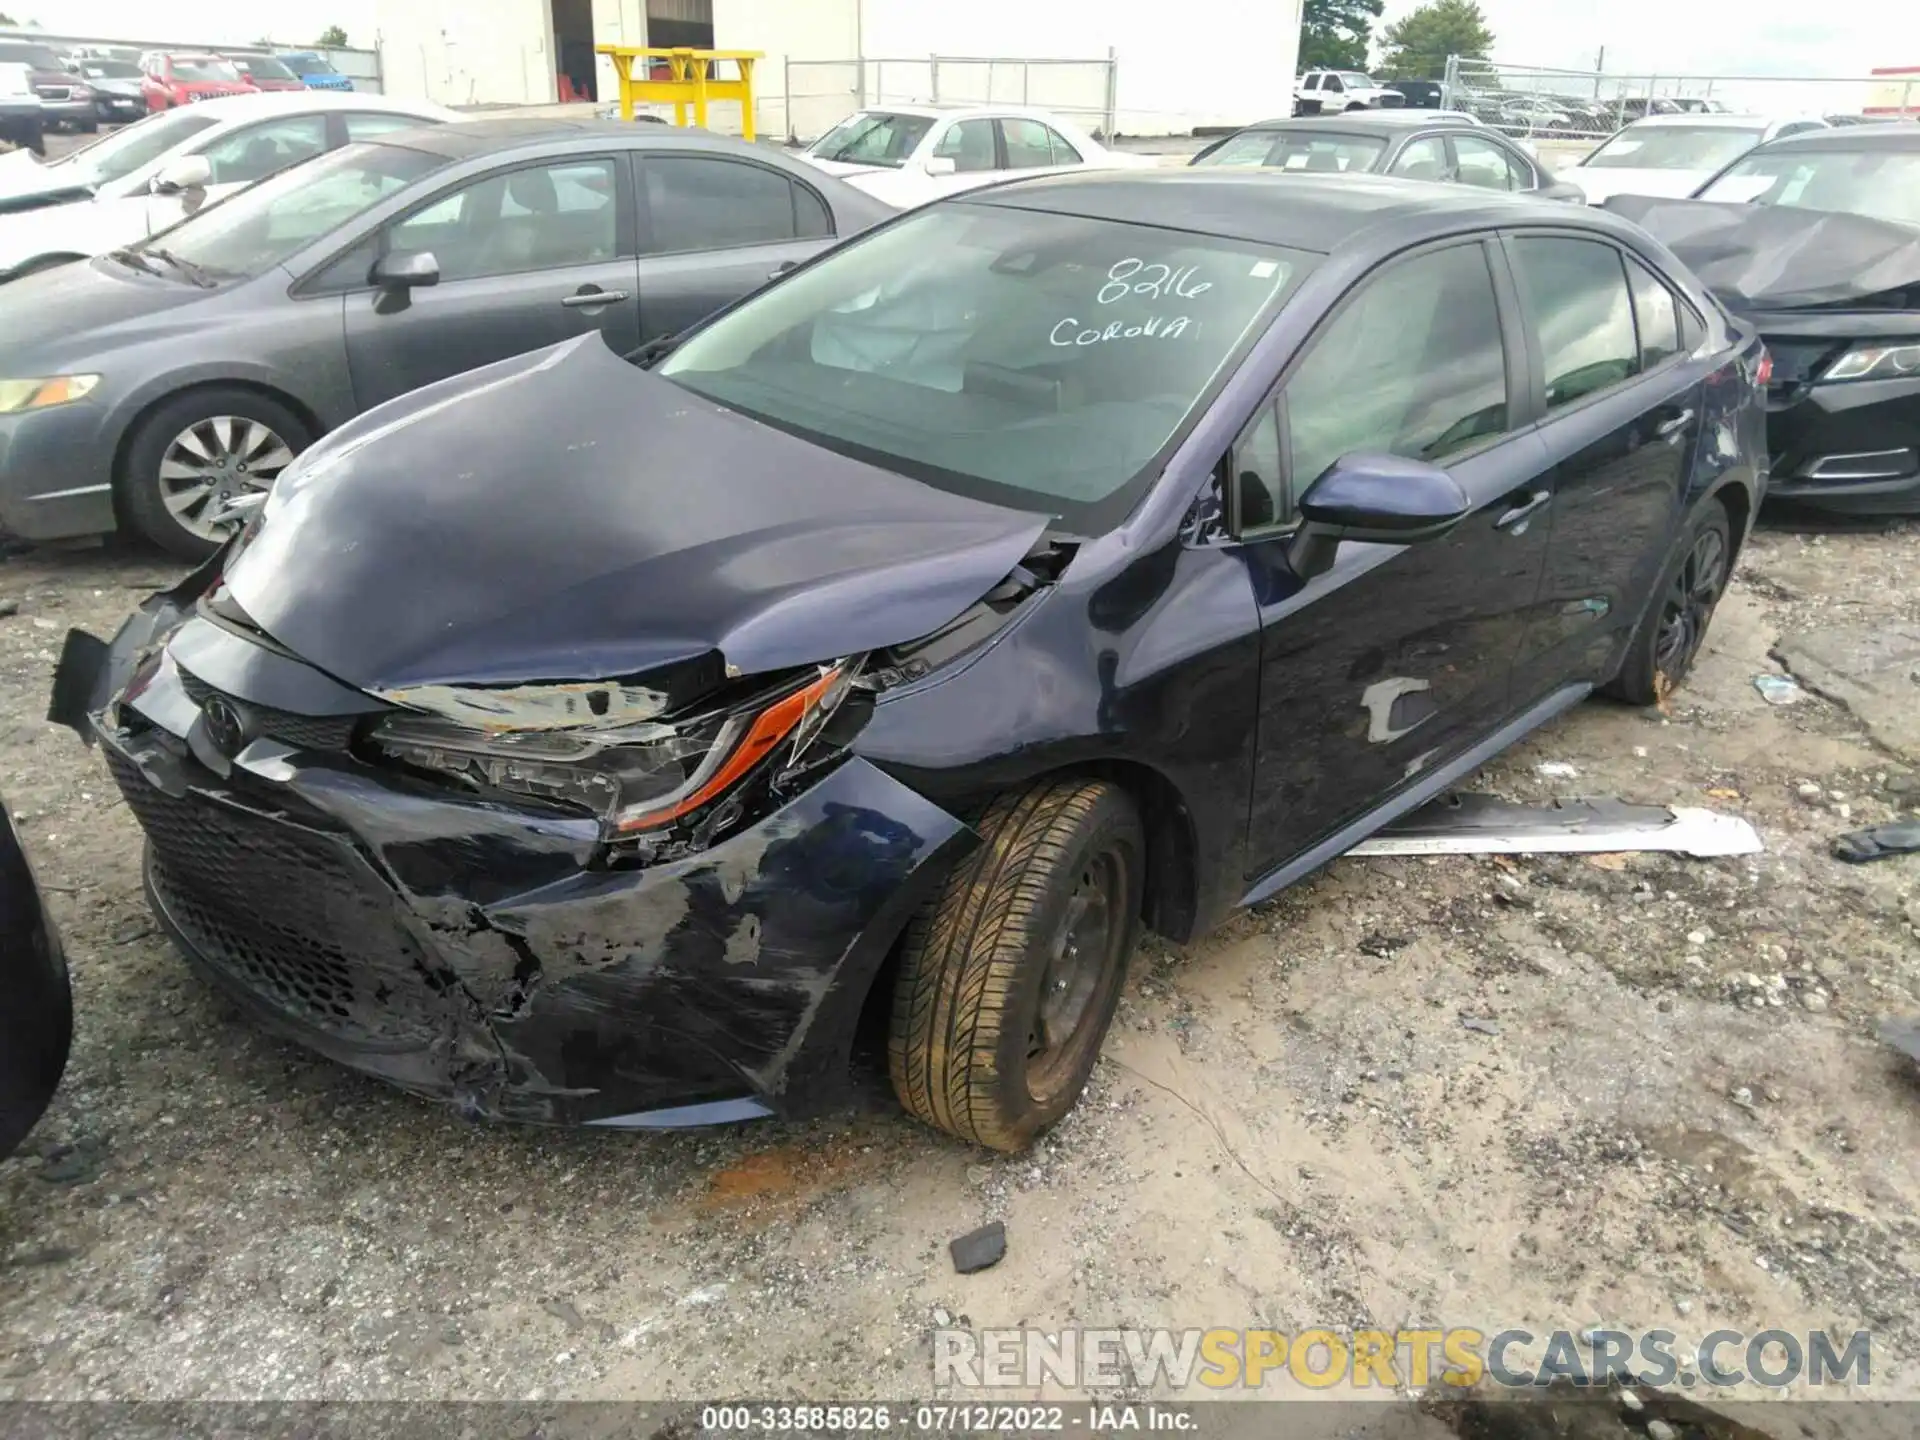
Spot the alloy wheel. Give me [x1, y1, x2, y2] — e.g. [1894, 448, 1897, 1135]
[157, 415, 297, 541]
[1654, 524, 1728, 682]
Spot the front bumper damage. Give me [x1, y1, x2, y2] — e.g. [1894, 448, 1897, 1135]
[52, 588, 974, 1130]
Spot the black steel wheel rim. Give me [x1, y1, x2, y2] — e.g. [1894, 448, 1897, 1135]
[1654, 525, 1727, 681]
[1026, 848, 1125, 1103]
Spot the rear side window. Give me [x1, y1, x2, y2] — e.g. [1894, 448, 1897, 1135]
[1285, 242, 1511, 493]
[1624, 255, 1681, 369]
[642, 156, 814, 253]
[1453, 134, 1527, 191]
[1511, 237, 1638, 408]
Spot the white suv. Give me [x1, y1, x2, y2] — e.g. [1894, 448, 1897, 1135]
[1293, 70, 1403, 116]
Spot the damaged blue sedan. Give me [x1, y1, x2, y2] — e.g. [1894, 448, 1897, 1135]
[53, 172, 1767, 1150]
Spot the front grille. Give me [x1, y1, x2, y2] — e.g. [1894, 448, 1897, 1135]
[176, 665, 365, 753]
[106, 747, 445, 1046]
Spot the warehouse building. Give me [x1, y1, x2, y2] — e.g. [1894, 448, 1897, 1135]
[372, 0, 1303, 136]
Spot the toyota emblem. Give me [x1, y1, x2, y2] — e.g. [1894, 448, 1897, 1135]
[200, 696, 247, 756]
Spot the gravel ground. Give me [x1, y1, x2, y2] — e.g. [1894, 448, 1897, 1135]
[2, 514, 1918, 1415]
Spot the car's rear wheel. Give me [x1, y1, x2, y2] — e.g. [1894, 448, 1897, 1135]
[888, 778, 1143, 1151]
[117, 387, 312, 561]
[1604, 501, 1732, 705]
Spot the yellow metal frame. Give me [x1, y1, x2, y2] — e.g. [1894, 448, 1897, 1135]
[596, 46, 764, 139]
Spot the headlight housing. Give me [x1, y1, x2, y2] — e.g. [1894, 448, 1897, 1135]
[0, 375, 101, 414]
[1821, 343, 1920, 383]
[369, 662, 858, 839]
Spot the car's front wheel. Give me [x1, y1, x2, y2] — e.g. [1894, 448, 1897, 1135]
[1605, 500, 1733, 705]
[888, 778, 1143, 1151]
[117, 387, 312, 560]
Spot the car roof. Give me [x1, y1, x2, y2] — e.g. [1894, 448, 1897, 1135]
[1238, 113, 1479, 134]
[1749, 120, 1920, 152]
[840, 102, 1083, 123]
[149, 91, 452, 121]
[377, 116, 824, 160]
[957, 170, 1605, 253]
[1619, 113, 1796, 129]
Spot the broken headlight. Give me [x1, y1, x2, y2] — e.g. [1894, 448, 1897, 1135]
[1822, 343, 1920, 383]
[368, 663, 856, 836]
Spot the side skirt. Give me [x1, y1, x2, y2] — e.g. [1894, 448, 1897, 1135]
[1238, 681, 1592, 909]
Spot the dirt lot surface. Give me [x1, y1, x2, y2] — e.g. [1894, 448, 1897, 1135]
[3, 512, 1917, 1421]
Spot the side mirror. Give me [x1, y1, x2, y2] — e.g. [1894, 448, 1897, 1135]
[1285, 452, 1472, 580]
[370, 251, 440, 289]
[924, 156, 958, 177]
[151, 154, 211, 195]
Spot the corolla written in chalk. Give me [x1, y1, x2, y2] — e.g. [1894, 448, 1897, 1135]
[1050, 314, 1193, 347]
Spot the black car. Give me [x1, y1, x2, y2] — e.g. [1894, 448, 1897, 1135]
[1613, 124, 1920, 514]
[55, 173, 1767, 1151]
[1190, 114, 1584, 202]
[1, 794, 71, 1161]
[1385, 80, 1446, 110]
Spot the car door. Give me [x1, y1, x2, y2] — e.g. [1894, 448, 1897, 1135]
[1239, 237, 1553, 874]
[999, 117, 1081, 175]
[925, 116, 1004, 195]
[1504, 234, 1708, 698]
[630, 152, 835, 343]
[341, 154, 641, 410]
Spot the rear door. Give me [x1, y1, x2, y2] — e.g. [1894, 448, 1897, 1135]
[342, 153, 640, 410]
[1503, 232, 1708, 699]
[630, 152, 836, 342]
[1241, 237, 1553, 873]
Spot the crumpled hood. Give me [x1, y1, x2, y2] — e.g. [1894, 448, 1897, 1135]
[226, 336, 1050, 692]
[1603, 195, 1920, 310]
[1570, 167, 1712, 205]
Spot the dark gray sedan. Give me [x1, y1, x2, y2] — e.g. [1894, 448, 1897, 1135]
[0, 118, 892, 557]
[1191, 114, 1584, 203]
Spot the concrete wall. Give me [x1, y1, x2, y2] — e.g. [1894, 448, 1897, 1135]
[375, 0, 558, 106]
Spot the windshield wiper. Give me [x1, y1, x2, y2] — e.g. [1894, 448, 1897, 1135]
[144, 247, 219, 288]
[625, 332, 680, 369]
[107, 246, 165, 277]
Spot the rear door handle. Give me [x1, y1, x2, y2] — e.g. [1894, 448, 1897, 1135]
[1494, 489, 1552, 531]
[561, 288, 631, 308]
[1655, 408, 1696, 441]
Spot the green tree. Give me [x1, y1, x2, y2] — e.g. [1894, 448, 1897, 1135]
[316, 24, 348, 47]
[0, 12, 16, 24]
[1377, 0, 1495, 80]
[1299, 0, 1385, 71]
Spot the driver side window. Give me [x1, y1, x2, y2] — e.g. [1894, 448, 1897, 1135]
[196, 115, 330, 186]
[933, 119, 998, 173]
[1282, 242, 1512, 500]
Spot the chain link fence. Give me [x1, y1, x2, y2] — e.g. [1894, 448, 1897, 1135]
[775, 55, 1117, 144]
[1442, 56, 1920, 147]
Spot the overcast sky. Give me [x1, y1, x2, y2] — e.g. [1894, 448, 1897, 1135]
[15, 0, 1920, 85]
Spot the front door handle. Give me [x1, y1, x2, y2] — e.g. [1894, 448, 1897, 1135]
[561, 287, 631, 308]
[1655, 408, 1696, 442]
[1494, 488, 1552, 531]
[768, 259, 799, 280]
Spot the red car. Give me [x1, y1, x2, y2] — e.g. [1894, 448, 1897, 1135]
[138, 52, 257, 110]
[223, 52, 307, 93]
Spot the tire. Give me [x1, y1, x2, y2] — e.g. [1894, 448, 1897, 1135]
[888, 778, 1144, 1151]
[116, 387, 313, 561]
[1603, 501, 1733, 706]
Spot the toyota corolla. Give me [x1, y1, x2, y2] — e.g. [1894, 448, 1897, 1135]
[54, 172, 1767, 1150]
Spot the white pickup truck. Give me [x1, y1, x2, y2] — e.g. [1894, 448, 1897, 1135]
[0, 63, 44, 156]
[1292, 70, 1405, 116]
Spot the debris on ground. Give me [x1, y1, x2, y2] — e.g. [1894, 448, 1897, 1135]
[1349, 794, 1763, 858]
[948, 1221, 1007, 1275]
[1880, 1017, 1920, 1069]
[1536, 761, 1580, 778]
[1752, 673, 1802, 705]
[1831, 818, 1920, 864]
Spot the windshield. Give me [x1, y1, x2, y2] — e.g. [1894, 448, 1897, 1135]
[0, 43, 61, 69]
[658, 203, 1311, 531]
[233, 55, 297, 81]
[1582, 125, 1763, 170]
[1193, 130, 1385, 172]
[808, 112, 936, 168]
[1698, 146, 1920, 226]
[171, 57, 246, 84]
[41, 107, 220, 180]
[123, 142, 445, 283]
[1337, 73, 1373, 87]
[82, 60, 142, 79]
